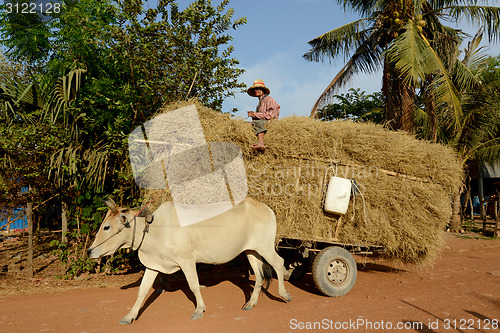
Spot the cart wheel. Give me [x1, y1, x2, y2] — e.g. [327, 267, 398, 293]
[312, 246, 357, 297]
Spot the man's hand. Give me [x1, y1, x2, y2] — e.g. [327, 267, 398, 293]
[247, 111, 255, 118]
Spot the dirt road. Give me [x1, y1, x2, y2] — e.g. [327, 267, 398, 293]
[1, 233, 499, 333]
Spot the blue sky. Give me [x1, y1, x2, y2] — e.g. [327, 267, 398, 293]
[224, 0, 368, 118]
[173, 0, 500, 118]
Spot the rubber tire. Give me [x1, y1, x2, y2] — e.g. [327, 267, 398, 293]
[312, 246, 357, 297]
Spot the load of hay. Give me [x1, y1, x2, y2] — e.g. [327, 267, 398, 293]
[143, 101, 463, 263]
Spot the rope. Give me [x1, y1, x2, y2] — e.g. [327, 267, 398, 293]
[351, 180, 370, 227]
[88, 223, 129, 250]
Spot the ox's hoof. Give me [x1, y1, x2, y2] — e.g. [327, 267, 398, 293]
[191, 310, 204, 320]
[119, 317, 133, 325]
[242, 301, 254, 311]
[282, 291, 292, 302]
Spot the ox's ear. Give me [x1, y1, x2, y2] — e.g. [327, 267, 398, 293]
[105, 197, 118, 214]
[120, 214, 132, 228]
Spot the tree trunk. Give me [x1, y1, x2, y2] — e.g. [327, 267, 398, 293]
[61, 201, 68, 243]
[450, 192, 462, 231]
[383, 59, 415, 132]
[400, 84, 415, 133]
[383, 59, 396, 129]
[469, 196, 474, 222]
[76, 207, 80, 232]
[461, 180, 471, 224]
[36, 213, 40, 235]
[425, 93, 437, 142]
[421, 76, 438, 142]
[7, 211, 11, 234]
[27, 185, 34, 278]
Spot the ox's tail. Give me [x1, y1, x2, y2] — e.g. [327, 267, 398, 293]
[262, 262, 273, 290]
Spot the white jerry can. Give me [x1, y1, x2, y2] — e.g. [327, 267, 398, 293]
[324, 177, 352, 215]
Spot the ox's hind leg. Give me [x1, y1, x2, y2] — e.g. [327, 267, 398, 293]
[179, 261, 206, 320]
[242, 251, 265, 310]
[119, 268, 158, 325]
[260, 250, 292, 303]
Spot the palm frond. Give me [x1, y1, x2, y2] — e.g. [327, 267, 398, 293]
[304, 18, 372, 63]
[335, 0, 378, 16]
[419, 39, 463, 131]
[58, 68, 86, 106]
[413, 0, 427, 15]
[0, 68, 85, 125]
[474, 137, 500, 164]
[452, 29, 488, 93]
[430, 27, 464, 67]
[450, 102, 499, 162]
[446, 6, 500, 42]
[384, 20, 462, 126]
[0, 76, 44, 109]
[84, 147, 109, 191]
[413, 106, 431, 139]
[49, 145, 83, 187]
[385, 21, 428, 87]
[43, 68, 86, 125]
[461, 28, 486, 68]
[309, 31, 384, 116]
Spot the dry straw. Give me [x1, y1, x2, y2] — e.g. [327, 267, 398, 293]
[143, 101, 463, 264]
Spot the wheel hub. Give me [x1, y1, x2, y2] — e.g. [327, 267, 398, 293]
[327, 259, 348, 284]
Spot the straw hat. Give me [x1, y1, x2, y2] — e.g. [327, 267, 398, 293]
[247, 79, 270, 97]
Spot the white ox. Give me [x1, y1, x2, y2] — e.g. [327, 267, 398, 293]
[87, 197, 291, 325]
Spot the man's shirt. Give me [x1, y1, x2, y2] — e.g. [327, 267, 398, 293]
[254, 95, 280, 120]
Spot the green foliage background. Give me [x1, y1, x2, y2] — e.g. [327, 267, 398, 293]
[0, 0, 246, 277]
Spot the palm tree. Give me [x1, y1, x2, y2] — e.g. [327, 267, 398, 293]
[0, 67, 104, 188]
[0, 66, 88, 241]
[448, 40, 500, 229]
[409, 30, 500, 229]
[305, 0, 500, 132]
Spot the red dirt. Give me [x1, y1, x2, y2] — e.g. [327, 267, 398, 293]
[1, 232, 500, 333]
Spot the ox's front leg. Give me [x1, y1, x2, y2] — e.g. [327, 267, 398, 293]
[119, 268, 158, 325]
[180, 262, 206, 320]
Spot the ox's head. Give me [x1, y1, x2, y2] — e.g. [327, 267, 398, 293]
[87, 198, 138, 260]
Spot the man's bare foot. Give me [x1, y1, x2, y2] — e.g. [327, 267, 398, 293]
[251, 144, 266, 150]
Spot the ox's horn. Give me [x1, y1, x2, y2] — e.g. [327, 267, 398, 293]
[105, 197, 118, 214]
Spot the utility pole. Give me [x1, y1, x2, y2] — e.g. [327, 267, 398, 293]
[61, 201, 68, 243]
[27, 185, 33, 278]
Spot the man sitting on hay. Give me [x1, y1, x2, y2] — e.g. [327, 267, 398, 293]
[247, 79, 280, 150]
